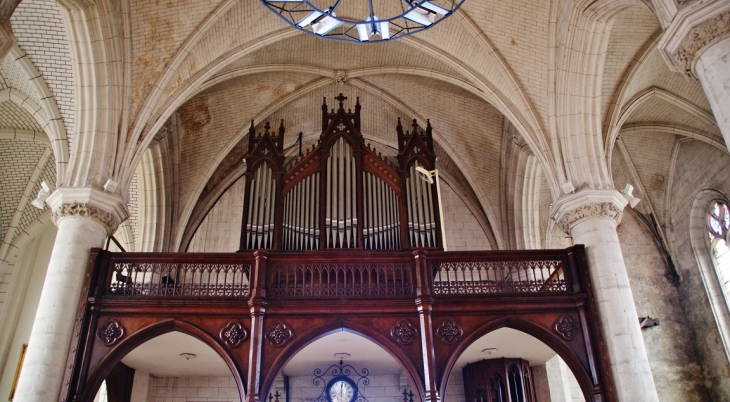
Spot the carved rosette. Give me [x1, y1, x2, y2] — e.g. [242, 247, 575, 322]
[436, 320, 463, 345]
[674, 11, 730, 78]
[265, 322, 293, 347]
[52, 203, 122, 233]
[334, 70, 348, 85]
[554, 316, 579, 341]
[220, 322, 247, 347]
[390, 320, 418, 345]
[555, 202, 623, 233]
[97, 320, 125, 346]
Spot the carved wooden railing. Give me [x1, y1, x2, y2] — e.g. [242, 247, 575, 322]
[268, 254, 414, 298]
[428, 250, 578, 296]
[96, 248, 582, 300]
[432, 260, 566, 295]
[100, 253, 254, 298]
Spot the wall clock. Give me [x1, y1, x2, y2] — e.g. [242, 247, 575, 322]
[326, 376, 358, 402]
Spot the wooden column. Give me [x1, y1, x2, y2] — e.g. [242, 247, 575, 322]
[414, 249, 440, 402]
[247, 250, 269, 402]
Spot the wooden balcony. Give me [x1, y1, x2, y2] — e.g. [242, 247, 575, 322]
[61, 245, 614, 402]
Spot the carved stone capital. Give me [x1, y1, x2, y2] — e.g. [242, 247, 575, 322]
[46, 187, 129, 234]
[550, 189, 627, 233]
[658, 1, 730, 78]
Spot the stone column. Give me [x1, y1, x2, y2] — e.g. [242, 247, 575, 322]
[658, 1, 730, 151]
[551, 189, 658, 402]
[13, 188, 127, 402]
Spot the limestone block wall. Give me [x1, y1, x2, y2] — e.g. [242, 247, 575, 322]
[618, 210, 710, 400]
[187, 177, 245, 252]
[149, 376, 240, 402]
[440, 182, 491, 251]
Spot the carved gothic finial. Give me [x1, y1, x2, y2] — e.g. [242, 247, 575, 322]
[411, 119, 419, 135]
[396, 117, 403, 135]
[426, 119, 432, 133]
[264, 121, 271, 136]
[278, 119, 285, 137]
[249, 120, 255, 136]
[335, 93, 348, 109]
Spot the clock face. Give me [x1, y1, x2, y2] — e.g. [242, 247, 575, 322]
[327, 378, 356, 402]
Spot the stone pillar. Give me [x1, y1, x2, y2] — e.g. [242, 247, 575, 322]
[551, 189, 658, 402]
[658, 1, 730, 151]
[13, 188, 127, 402]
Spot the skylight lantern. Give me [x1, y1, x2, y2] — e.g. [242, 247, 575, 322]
[261, 0, 465, 43]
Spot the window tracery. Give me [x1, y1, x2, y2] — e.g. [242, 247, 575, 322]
[707, 200, 730, 303]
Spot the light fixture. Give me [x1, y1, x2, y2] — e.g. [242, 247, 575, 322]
[31, 181, 51, 210]
[333, 352, 351, 360]
[481, 347, 498, 355]
[262, 0, 466, 43]
[415, 166, 447, 251]
[179, 352, 197, 360]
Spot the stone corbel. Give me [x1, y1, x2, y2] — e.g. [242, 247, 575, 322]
[658, 0, 730, 79]
[550, 189, 628, 233]
[45, 187, 129, 234]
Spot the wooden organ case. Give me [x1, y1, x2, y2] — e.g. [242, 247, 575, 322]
[239, 93, 442, 252]
[59, 95, 617, 402]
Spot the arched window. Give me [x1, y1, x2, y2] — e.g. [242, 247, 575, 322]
[690, 190, 730, 363]
[707, 200, 730, 302]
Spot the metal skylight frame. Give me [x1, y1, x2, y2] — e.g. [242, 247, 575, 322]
[261, 0, 465, 43]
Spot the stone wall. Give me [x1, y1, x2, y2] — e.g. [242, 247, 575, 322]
[149, 376, 239, 402]
[618, 210, 710, 400]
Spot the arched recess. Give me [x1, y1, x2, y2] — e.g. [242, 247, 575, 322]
[175, 80, 503, 251]
[78, 319, 246, 402]
[262, 321, 425, 402]
[439, 317, 598, 402]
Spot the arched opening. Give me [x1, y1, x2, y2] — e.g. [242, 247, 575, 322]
[444, 328, 586, 402]
[89, 331, 241, 402]
[268, 331, 419, 402]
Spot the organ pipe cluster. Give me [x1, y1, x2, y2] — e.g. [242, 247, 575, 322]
[239, 94, 442, 252]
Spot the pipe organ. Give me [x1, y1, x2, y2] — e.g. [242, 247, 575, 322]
[239, 94, 442, 252]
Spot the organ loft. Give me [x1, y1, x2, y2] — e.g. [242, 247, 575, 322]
[57, 96, 614, 402]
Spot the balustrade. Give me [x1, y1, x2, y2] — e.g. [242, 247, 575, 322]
[95, 248, 581, 301]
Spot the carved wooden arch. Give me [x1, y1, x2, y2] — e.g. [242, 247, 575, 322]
[77, 319, 247, 402]
[261, 320, 426, 401]
[437, 316, 603, 402]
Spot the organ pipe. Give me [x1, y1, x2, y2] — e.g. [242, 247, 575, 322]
[239, 95, 440, 252]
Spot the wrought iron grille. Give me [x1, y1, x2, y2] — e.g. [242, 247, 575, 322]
[268, 262, 414, 297]
[432, 259, 566, 295]
[109, 262, 251, 297]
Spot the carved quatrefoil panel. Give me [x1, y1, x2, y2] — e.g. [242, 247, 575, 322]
[554, 315, 579, 341]
[97, 320, 125, 346]
[391, 320, 418, 345]
[220, 322, 248, 348]
[436, 320, 463, 345]
[265, 322, 293, 347]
